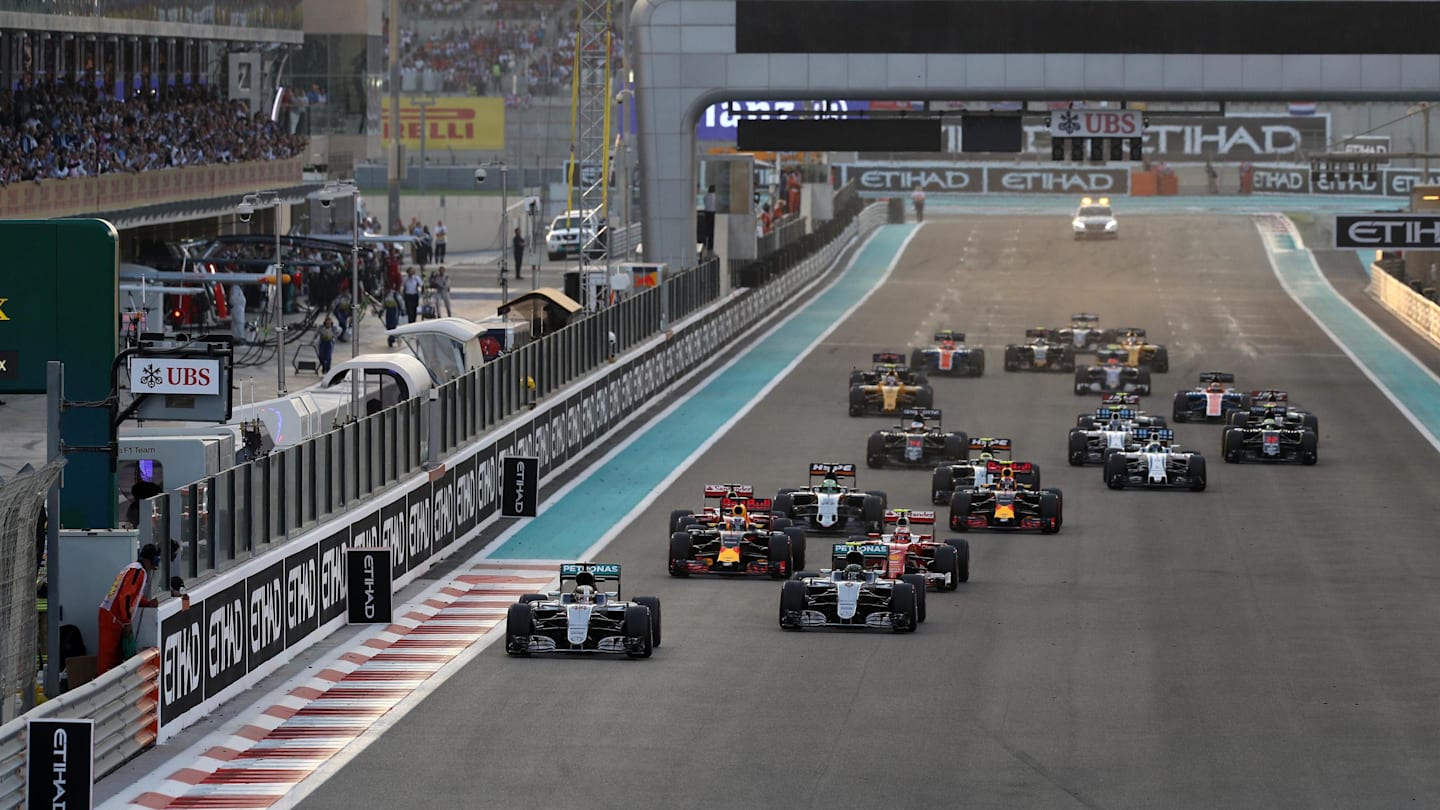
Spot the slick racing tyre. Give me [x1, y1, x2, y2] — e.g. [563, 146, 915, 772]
[910, 348, 926, 370]
[949, 491, 972, 532]
[1222, 428, 1242, 463]
[668, 532, 693, 577]
[668, 508, 693, 534]
[1151, 346, 1170, 373]
[931, 467, 955, 505]
[624, 605, 653, 658]
[916, 385, 935, 408]
[943, 432, 969, 462]
[783, 526, 808, 571]
[1061, 347, 1077, 372]
[1004, 346, 1020, 371]
[866, 433, 887, 468]
[944, 539, 970, 583]
[848, 386, 866, 417]
[1068, 429, 1089, 466]
[1039, 492, 1061, 534]
[505, 604, 533, 656]
[773, 492, 795, 519]
[779, 580, 807, 630]
[970, 348, 986, 377]
[932, 543, 960, 590]
[861, 494, 885, 527]
[1300, 431, 1319, 465]
[633, 596, 662, 648]
[1172, 391, 1191, 423]
[766, 533, 793, 579]
[902, 574, 928, 623]
[1187, 456, 1207, 491]
[889, 583, 918, 633]
[1104, 453, 1127, 490]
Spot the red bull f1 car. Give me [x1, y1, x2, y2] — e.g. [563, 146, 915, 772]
[930, 438, 1042, 504]
[948, 461, 1063, 534]
[669, 484, 807, 575]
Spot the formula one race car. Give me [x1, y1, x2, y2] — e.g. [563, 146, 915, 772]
[505, 563, 660, 658]
[778, 550, 920, 633]
[849, 353, 934, 416]
[1004, 330, 1077, 372]
[910, 330, 985, 377]
[831, 509, 969, 590]
[1048, 313, 1113, 353]
[1171, 372, 1248, 422]
[1102, 428, 1207, 490]
[866, 408, 969, 469]
[1226, 390, 1319, 433]
[930, 438, 1043, 503]
[1073, 347, 1152, 395]
[947, 462, 1062, 534]
[1068, 408, 1152, 465]
[774, 463, 887, 535]
[1222, 418, 1319, 464]
[668, 487, 806, 577]
[1111, 327, 1169, 372]
[1075, 393, 1167, 429]
[1072, 196, 1118, 239]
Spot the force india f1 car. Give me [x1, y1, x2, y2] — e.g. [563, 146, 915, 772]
[1222, 419, 1319, 465]
[832, 509, 969, 590]
[1102, 428, 1207, 490]
[910, 330, 985, 377]
[849, 353, 934, 416]
[1172, 372, 1249, 423]
[1004, 330, 1077, 372]
[866, 408, 969, 469]
[948, 461, 1063, 534]
[505, 563, 661, 658]
[668, 485, 807, 577]
[774, 463, 887, 534]
[1073, 347, 1153, 395]
[778, 550, 920, 633]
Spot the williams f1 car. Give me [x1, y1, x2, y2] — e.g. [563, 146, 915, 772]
[849, 353, 934, 415]
[947, 462, 1063, 534]
[1102, 428, 1207, 490]
[1068, 408, 1153, 466]
[1172, 372, 1248, 422]
[1073, 348, 1152, 395]
[505, 563, 660, 658]
[910, 330, 985, 377]
[774, 463, 887, 534]
[778, 551, 920, 633]
[831, 509, 969, 590]
[1076, 393, 1167, 429]
[1004, 330, 1077, 372]
[866, 408, 968, 469]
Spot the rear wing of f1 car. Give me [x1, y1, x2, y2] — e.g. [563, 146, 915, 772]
[559, 562, 622, 597]
[968, 437, 1013, 457]
[1024, 327, 1052, 339]
[831, 542, 889, 562]
[809, 462, 857, 481]
[1101, 392, 1141, 406]
[1094, 408, 1137, 421]
[901, 407, 942, 422]
[1070, 313, 1100, 324]
[932, 330, 965, 342]
[703, 483, 754, 499]
[1198, 371, 1236, 384]
[871, 352, 907, 366]
[1249, 390, 1288, 402]
[1131, 427, 1175, 443]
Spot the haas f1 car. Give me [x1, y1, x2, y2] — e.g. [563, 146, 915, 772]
[1103, 428, 1207, 490]
[948, 461, 1063, 534]
[910, 330, 985, 377]
[1004, 330, 1077, 372]
[832, 509, 969, 590]
[1172, 372, 1249, 422]
[505, 564, 661, 658]
[866, 408, 969, 468]
[779, 551, 921, 633]
[774, 463, 887, 534]
[668, 484, 807, 577]
[849, 353, 934, 416]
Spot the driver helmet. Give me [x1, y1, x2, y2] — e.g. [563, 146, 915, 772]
[843, 563, 865, 580]
[940, 339, 955, 349]
[1261, 417, 1279, 429]
[997, 476, 1016, 492]
[910, 417, 926, 431]
[725, 515, 747, 531]
[1108, 418, 1124, 431]
[893, 525, 911, 541]
[574, 585, 595, 604]
[1145, 442, 1164, 453]
[1207, 381, 1225, 392]
[819, 476, 840, 493]
[884, 373, 899, 385]
[978, 452, 993, 462]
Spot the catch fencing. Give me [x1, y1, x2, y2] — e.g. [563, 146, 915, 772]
[0, 460, 64, 724]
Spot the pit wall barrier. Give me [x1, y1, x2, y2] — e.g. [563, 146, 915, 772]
[1368, 262, 1440, 350]
[145, 200, 884, 740]
[0, 649, 161, 803]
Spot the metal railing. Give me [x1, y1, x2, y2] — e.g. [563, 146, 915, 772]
[0, 649, 161, 805]
[143, 258, 722, 587]
[757, 214, 809, 257]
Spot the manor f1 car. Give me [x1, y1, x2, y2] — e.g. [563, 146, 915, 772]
[1004, 330, 1077, 372]
[774, 463, 887, 534]
[505, 563, 660, 658]
[849, 353, 934, 415]
[1102, 428, 1207, 490]
[866, 408, 969, 468]
[1172, 372, 1248, 422]
[831, 509, 969, 590]
[1222, 419, 1319, 464]
[1073, 348, 1152, 395]
[947, 462, 1062, 534]
[778, 551, 920, 633]
[910, 330, 985, 377]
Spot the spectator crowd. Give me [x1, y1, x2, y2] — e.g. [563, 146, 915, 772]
[386, 0, 576, 97]
[0, 80, 305, 185]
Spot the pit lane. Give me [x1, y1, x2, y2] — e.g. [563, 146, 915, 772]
[296, 214, 1440, 809]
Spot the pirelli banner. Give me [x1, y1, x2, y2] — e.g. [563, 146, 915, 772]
[835, 163, 1130, 195]
[380, 96, 505, 151]
[155, 202, 874, 737]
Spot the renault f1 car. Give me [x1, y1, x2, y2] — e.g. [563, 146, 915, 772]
[1075, 393, 1167, 429]
[1171, 372, 1248, 422]
[929, 438, 1043, 503]
[778, 551, 920, 633]
[831, 509, 969, 590]
[1073, 347, 1152, 395]
[1222, 419, 1319, 464]
[866, 408, 968, 469]
[910, 330, 985, 377]
[1226, 390, 1319, 433]
[849, 353, 934, 415]
[774, 463, 887, 534]
[505, 563, 660, 658]
[1072, 197, 1118, 239]
[1102, 428, 1207, 490]
[668, 486, 806, 577]
[1004, 330, 1077, 372]
[947, 462, 1062, 534]
[1111, 327, 1170, 372]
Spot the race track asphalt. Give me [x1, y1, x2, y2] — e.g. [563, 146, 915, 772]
[297, 215, 1440, 810]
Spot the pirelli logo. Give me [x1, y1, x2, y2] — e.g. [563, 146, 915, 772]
[380, 98, 504, 150]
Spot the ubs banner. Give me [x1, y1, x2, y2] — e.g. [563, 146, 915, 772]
[835, 164, 1129, 195]
[156, 256, 785, 733]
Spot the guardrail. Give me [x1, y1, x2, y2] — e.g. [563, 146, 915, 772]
[1368, 262, 1440, 350]
[0, 649, 160, 804]
[142, 255, 722, 587]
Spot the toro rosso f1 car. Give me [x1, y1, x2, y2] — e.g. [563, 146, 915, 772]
[849, 353, 934, 416]
[774, 463, 887, 534]
[910, 330, 985, 377]
[832, 509, 969, 590]
[505, 563, 661, 658]
[866, 408, 968, 469]
[1172, 372, 1248, 423]
[779, 550, 920, 633]
[1102, 428, 1207, 491]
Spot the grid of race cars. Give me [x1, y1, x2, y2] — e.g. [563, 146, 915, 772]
[505, 216, 1322, 655]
